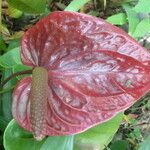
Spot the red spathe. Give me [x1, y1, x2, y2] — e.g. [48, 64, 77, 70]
[13, 11, 150, 136]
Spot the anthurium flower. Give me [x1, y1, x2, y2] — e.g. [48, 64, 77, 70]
[13, 11, 150, 140]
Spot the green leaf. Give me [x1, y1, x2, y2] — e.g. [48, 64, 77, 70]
[123, 4, 140, 36]
[65, 0, 90, 12]
[110, 140, 129, 150]
[134, 0, 150, 13]
[1, 69, 17, 123]
[7, 39, 20, 51]
[13, 64, 32, 80]
[139, 135, 150, 150]
[4, 120, 45, 150]
[74, 113, 123, 150]
[0, 116, 8, 131]
[7, 4, 22, 18]
[0, 47, 21, 68]
[40, 136, 74, 150]
[7, 0, 47, 14]
[106, 13, 127, 25]
[4, 120, 74, 150]
[132, 19, 150, 38]
[0, 36, 7, 52]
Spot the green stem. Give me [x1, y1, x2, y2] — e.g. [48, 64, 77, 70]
[0, 69, 32, 88]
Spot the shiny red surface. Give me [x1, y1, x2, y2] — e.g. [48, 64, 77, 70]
[13, 11, 150, 136]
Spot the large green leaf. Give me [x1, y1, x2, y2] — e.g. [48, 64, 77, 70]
[132, 19, 150, 38]
[65, 0, 90, 12]
[138, 135, 150, 150]
[7, 0, 46, 14]
[4, 120, 45, 150]
[40, 136, 74, 150]
[106, 13, 127, 25]
[74, 113, 124, 150]
[0, 47, 22, 125]
[134, 0, 150, 13]
[123, 4, 140, 36]
[4, 120, 74, 150]
[0, 47, 21, 68]
[1, 69, 17, 123]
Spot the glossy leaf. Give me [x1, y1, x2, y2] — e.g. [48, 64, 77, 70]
[1, 69, 17, 123]
[13, 11, 150, 136]
[40, 136, 74, 150]
[4, 120, 46, 150]
[74, 113, 123, 150]
[0, 47, 21, 68]
[7, 0, 46, 14]
[4, 120, 74, 150]
[7, 39, 20, 51]
[132, 19, 150, 38]
[134, 0, 150, 13]
[0, 48, 20, 125]
[106, 13, 127, 25]
[65, 0, 90, 12]
[123, 4, 140, 35]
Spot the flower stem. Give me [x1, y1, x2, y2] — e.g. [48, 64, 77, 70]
[0, 69, 32, 88]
